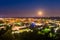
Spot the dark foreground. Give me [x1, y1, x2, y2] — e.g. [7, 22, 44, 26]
[0, 27, 60, 40]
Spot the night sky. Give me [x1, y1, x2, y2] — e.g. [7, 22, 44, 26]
[0, 0, 60, 17]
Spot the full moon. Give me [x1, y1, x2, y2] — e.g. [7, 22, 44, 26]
[38, 11, 43, 16]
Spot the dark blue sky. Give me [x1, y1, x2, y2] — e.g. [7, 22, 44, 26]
[0, 0, 60, 17]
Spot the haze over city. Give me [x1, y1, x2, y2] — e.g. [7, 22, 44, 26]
[0, 0, 60, 17]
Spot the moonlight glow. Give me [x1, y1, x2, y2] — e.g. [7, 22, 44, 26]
[38, 11, 43, 16]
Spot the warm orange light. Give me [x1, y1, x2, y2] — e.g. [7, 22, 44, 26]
[38, 11, 43, 16]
